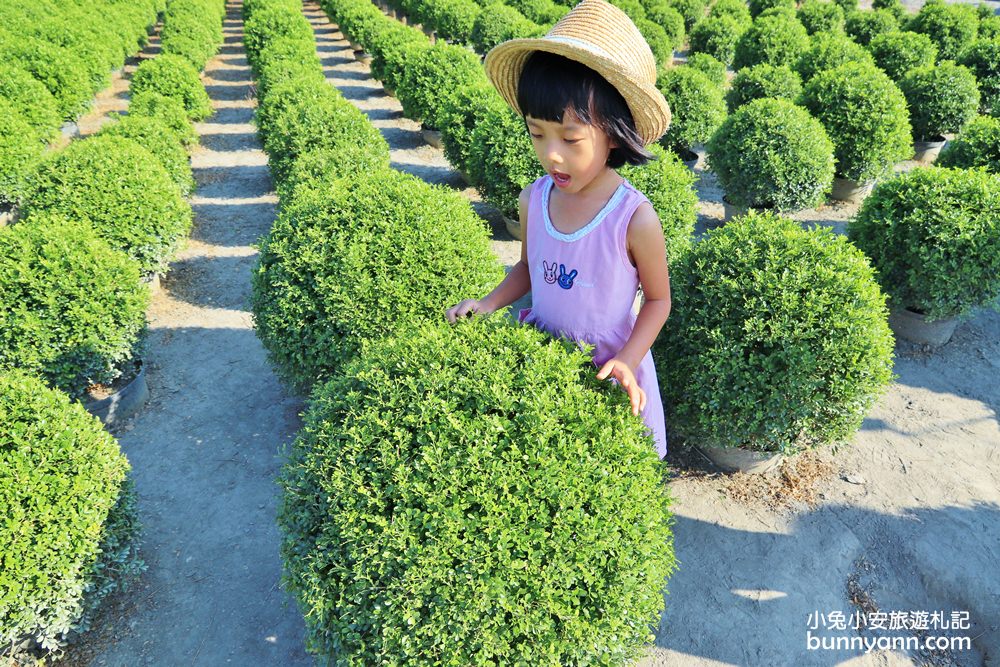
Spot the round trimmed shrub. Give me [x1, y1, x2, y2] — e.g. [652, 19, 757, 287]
[907, 1, 979, 62]
[644, 0, 687, 38]
[899, 60, 980, 140]
[848, 166, 1000, 320]
[0, 100, 45, 206]
[685, 52, 727, 86]
[397, 43, 486, 130]
[0, 215, 148, 398]
[369, 27, 426, 92]
[0, 34, 92, 120]
[732, 14, 811, 70]
[835, 0, 858, 16]
[244, 6, 314, 72]
[936, 114, 1000, 173]
[867, 31, 938, 82]
[725, 62, 802, 112]
[656, 66, 727, 153]
[979, 15, 1000, 41]
[709, 0, 752, 26]
[471, 3, 540, 53]
[794, 31, 876, 83]
[128, 91, 199, 148]
[97, 115, 195, 195]
[706, 97, 835, 210]
[21, 135, 193, 275]
[611, 0, 648, 22]
[653, 210, 895, 453]
[748, 0, 793, 20]
[130, 54, 213, 121]
[277, 316, 676, 665]
[250, 168, 506, 392]
[507, 0, 566, 24]
[871, 0, 906, 24]
[0, 64, 61, 140]
[425, 0, 482, 42]
[666, 0, 708, 31]
[757, 5, 798, 22]
[957, 39, 1000, 118]
[637, 18, 677, 67]
[275, 144, 391, 202]
[469, 105, 546, 219]
[438, 81, 508, 178]
[844, 8, 900, 47]
[688, 14, 745, 66]
[160, 17, 222, 70]
[797, 0, 846, 36]
[619, 143, 697, 263]
[799, 62, 913, 182]
[0, 369, 142, 656]
[256, 43, 325, 101]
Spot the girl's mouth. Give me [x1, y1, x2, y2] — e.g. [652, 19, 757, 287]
[552, 172, 571, 188]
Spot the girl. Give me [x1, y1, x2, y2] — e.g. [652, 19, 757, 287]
[445, 0, 673, 460]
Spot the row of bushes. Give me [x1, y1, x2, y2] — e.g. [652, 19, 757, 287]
[241, 1, 677, 663]
[0, 1, 224, 660]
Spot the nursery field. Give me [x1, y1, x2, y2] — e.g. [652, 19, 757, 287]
[3, 0, 998, 664]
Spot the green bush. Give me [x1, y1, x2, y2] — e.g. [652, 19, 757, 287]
[688, 14, 745, 66]
[666, 0, 708, 31]
[256, 39, 325, 100]
[97, 115, 195, 195]
[278, 316, 676, 665]
[250, 168, 506, 392]
[957, 39, 1000, 118]
[611, 0, 648, 22]
[644, 0, 687, 37]
[936, 114, 1000, 173]
[748, 0, 794, 19]
[275, 143, 391, 202]
[725, 62, 802, 112]
[685, 52, 727, 86]
[438, 81, 508, 178]
[0, 64, 61, 140]
[506, 0, 566, 24]
[0, 100, 45, 207]
[899, 61, 980, 140]
[471, 3, 540, 53]
[0, 34, 93, 120]
[794, 31, 876, 82]
[866, 30, 938, 82]
[656, 66, 727, 153]
[160, 5, 224, 70]
[834, 0, 857, 15]
[637, 18, 677, 67]
[128, 91, 200, 148]
[653, 210, 894, 453]
[397, 43, 486, 129]
[130, 54, 212, 120]
[732, 14, 811, 70]
[22, 135, 193, 275]
[848, 166, 1000, 320]
[619, 144, 697, 263]
[709, 0, 752, 27]
[424, 0, 482, 43]
[334, 0, 385, 47]
[907, 1, 979, 62]
[244, 6, 314, 72]
[469, 105, 545, 219]
[798, 62, 913, 182]
[370, 28, 427, 92]
[844, 8, 900, 47]
[0, 215, 149, 398]
[979, 15, 1000, 41]
[797, 0, 846, 36]
[707, 97, 835, 210]
[0, 369, 142, 656]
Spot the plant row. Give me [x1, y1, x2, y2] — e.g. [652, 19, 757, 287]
[241, 0, 678, 662]
[0, 1, 224, 661]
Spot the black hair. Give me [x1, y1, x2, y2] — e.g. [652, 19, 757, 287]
[516, 51, 654, 168]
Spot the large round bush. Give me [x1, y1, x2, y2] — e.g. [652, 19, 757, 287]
[0, 34, 92, 120]
[438, 81, 508, 178]
[468, 105, 545, 220]
[653, 211, 895, 454]
[688, 14, 745, 66]
[130, 54, 213, 121]
[748, 0, 794, 19]
[128, 91, 200, 148]
[799, 62, 913, 182]
[732, 14, 811, 70]
[255, 37, 323, 100]
[0, 64, 61, 139]
[656, 66, 727, 153]
[244, 5, 314, 72]
[278, 316, 676, 665]
[866, 31, 938, 82]
[685, 52, 727, 87]
[21, 135, 193, 275]
[709, 0, 752, 26]
[796, 0, 846, 36]
[725, 62, 802, 112]
[0, 100, 45, 206]
[0, 369, 141, 656]
[471, 3, 540, 53]
[97, 115, 195, 195]
[794, 31, 876, 83]
[936, 114, 1000, 173]
[619, 144, 698, 262]
[848, 166, 1000, 320]
[957, 39, 1000, 118]
[0, 215, 149, 398]
[397, 42, 486, 130]
[667, 0, 709, 30]
[707, 97, 835, 211]
[898, 60, 980, 140]
[844, 8, 900, 48]
[250, 168, 506, 393]
[906, 0, 979, 62]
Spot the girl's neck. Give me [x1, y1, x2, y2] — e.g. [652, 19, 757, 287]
[554, 167, 623, 204]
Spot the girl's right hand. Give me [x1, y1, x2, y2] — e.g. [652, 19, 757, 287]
[445, 299, 488, 323]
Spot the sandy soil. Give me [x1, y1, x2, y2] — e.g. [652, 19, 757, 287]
[52, 0, 999, 665]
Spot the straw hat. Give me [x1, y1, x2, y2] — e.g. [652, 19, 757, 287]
[484, 0, 671, 145]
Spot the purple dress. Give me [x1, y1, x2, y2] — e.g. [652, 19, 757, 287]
[517, 174, 669, 459]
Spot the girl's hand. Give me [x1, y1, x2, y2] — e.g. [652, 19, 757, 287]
[596, 358, 646, 417]
[445, 299, 487, 323]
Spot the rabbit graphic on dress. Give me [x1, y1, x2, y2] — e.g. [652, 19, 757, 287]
[557, 263, 578, 290]
[542, 260, 557, 284]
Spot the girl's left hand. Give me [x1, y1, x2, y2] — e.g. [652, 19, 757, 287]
[596, 358, 646, 417]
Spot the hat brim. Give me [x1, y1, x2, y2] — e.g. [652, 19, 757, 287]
[484, 38, 671, 146]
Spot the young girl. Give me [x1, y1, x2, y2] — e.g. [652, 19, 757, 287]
[445, 0, 673, 460]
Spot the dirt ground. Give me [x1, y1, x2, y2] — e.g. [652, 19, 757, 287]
[53, 0, 999, 665]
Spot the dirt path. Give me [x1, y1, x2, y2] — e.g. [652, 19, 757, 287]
[68, 3, 312, 665]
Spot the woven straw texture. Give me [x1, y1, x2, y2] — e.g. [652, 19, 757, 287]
[484, 0, 672, 145]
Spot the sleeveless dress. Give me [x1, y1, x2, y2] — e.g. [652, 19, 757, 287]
[517, 173, 669, 459]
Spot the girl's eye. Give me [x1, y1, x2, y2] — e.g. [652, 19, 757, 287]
[564, 139, 581, 144]
[529, 133, 542, 139]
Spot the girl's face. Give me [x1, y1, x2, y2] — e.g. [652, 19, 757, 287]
[525, 107, 617, 196]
